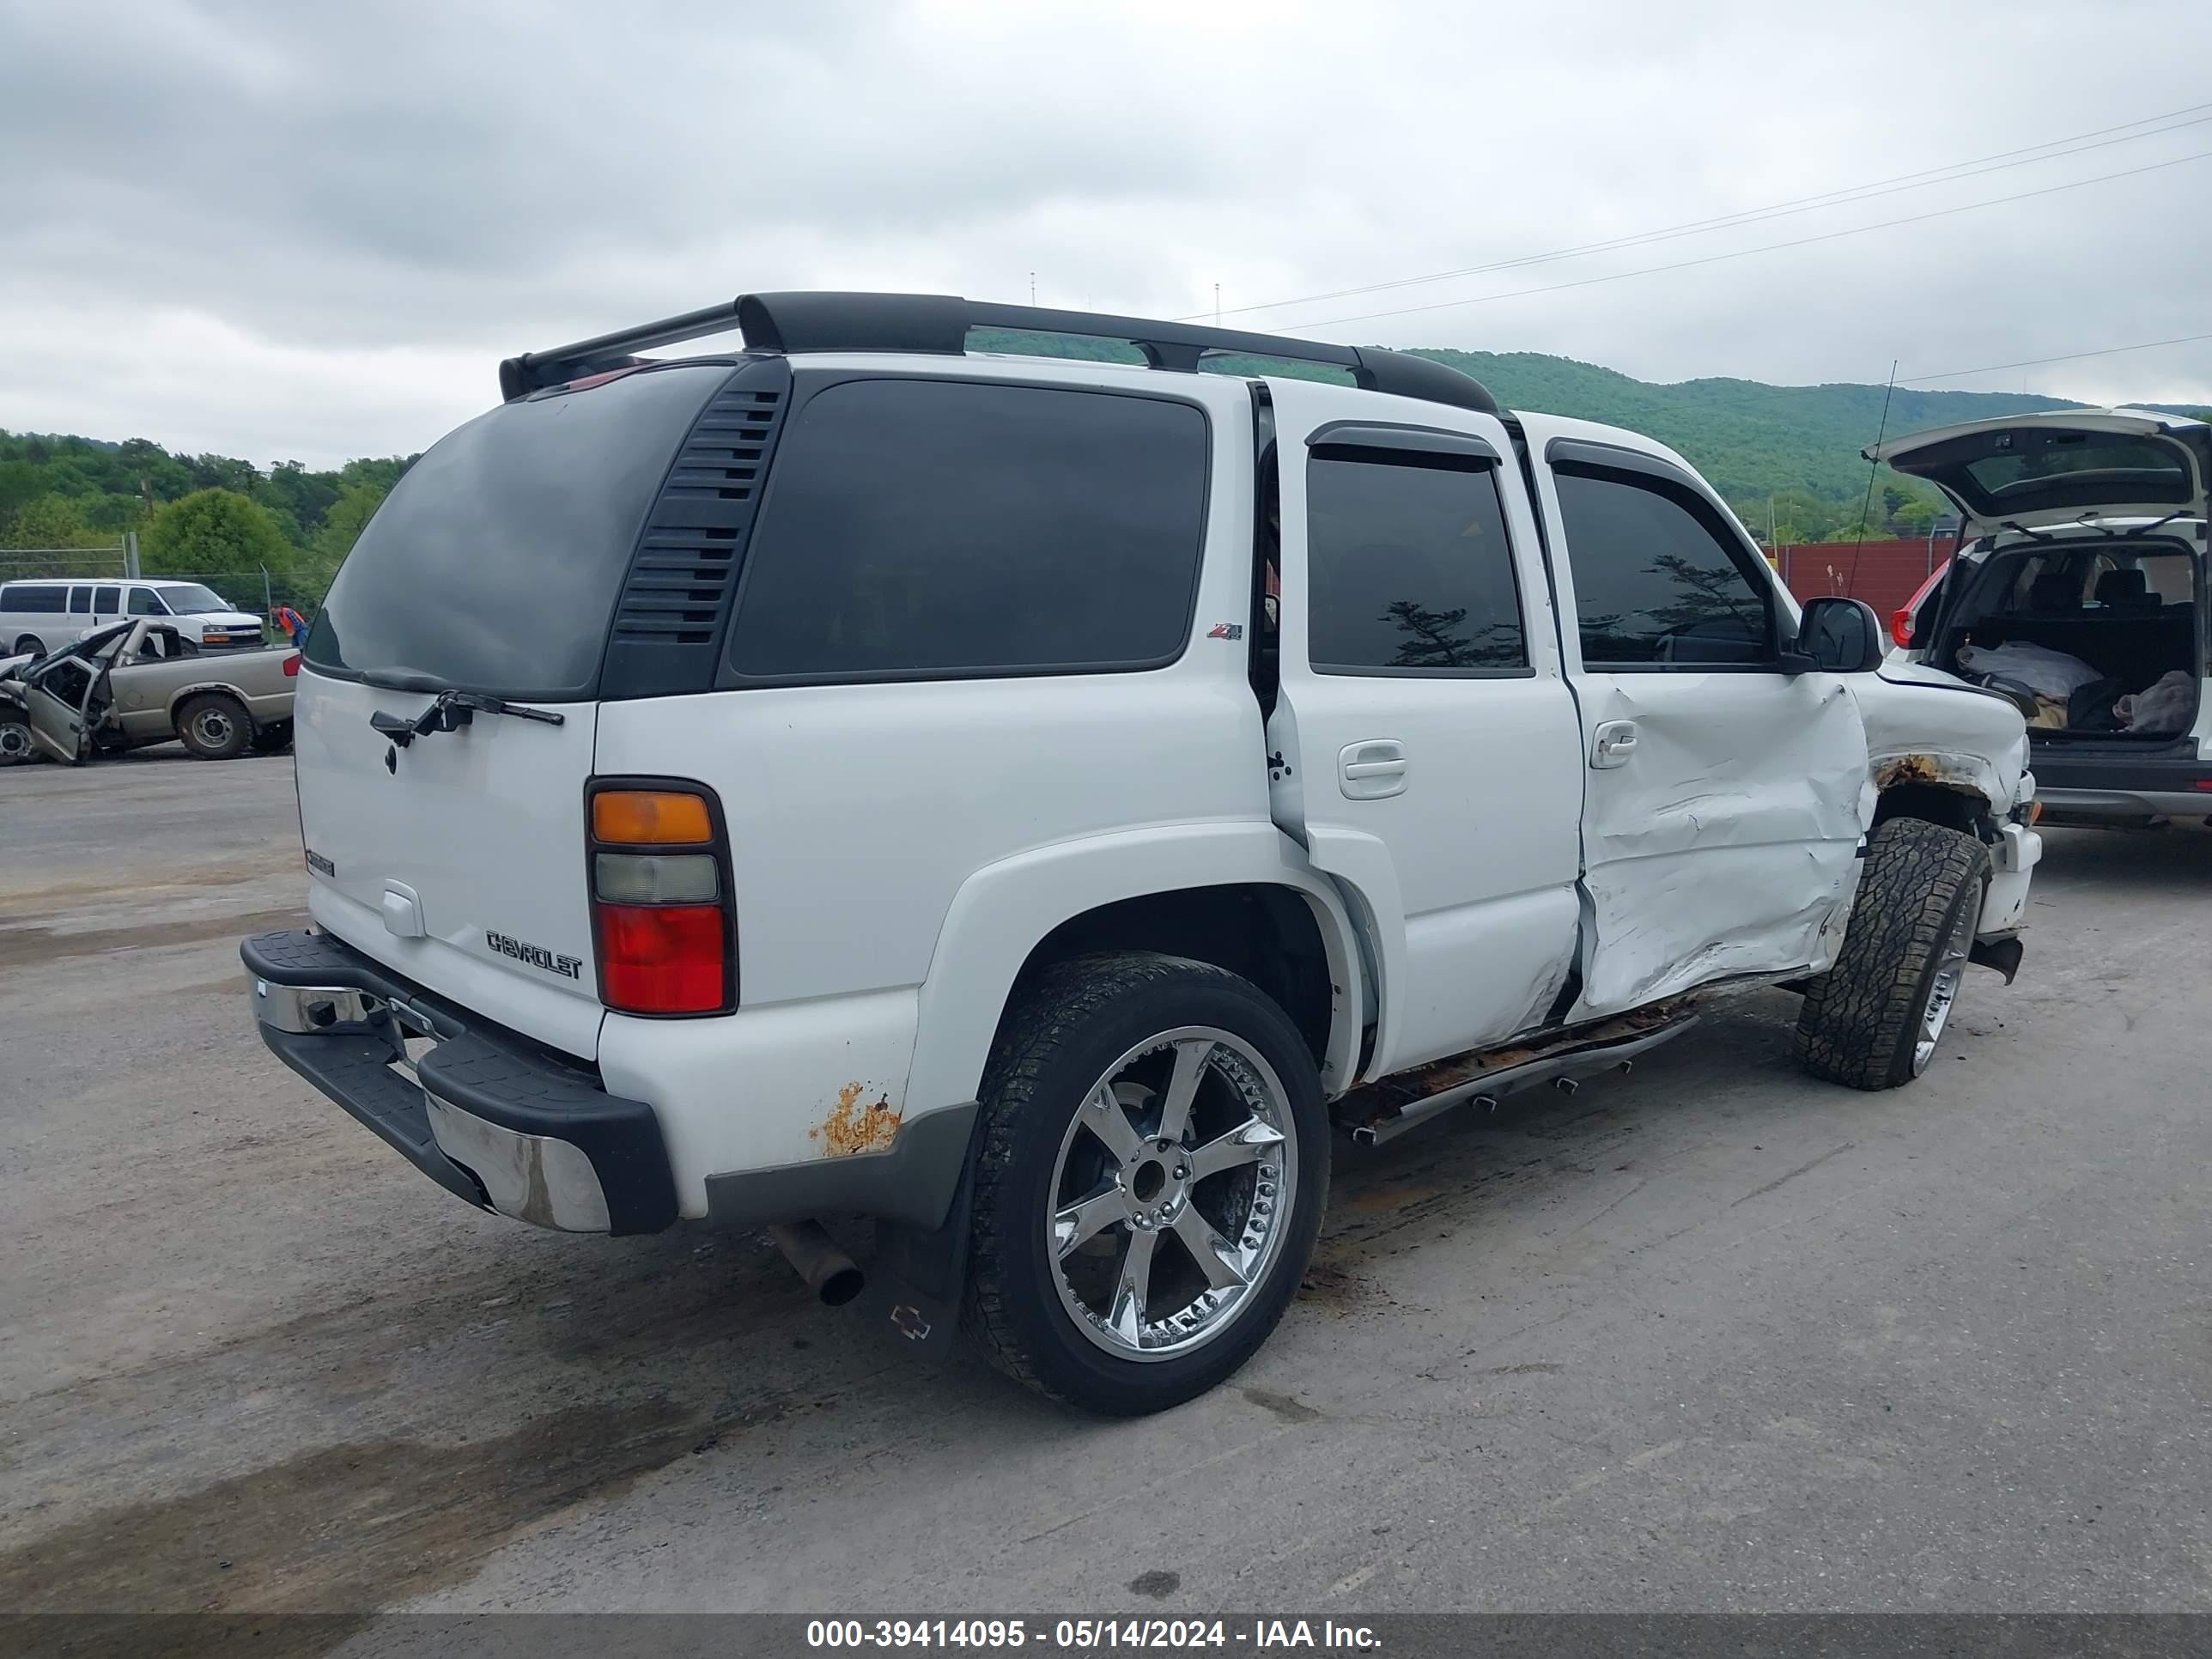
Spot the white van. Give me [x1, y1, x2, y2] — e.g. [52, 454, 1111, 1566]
[0, 579, 265, 658]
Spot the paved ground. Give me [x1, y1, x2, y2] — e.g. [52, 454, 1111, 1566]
[3, 750, 2209, 1639]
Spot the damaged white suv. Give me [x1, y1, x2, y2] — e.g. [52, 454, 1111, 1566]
[243, 293, 2041, 1413]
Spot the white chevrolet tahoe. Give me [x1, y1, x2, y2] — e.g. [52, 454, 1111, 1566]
[243, 292, 2042, 1413]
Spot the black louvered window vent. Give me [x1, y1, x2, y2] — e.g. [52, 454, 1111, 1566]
[600, 358, 792, 698]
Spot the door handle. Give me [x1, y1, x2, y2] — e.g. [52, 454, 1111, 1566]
[1590, 720, 1638, 769]
[1339, 739, 1407, 799]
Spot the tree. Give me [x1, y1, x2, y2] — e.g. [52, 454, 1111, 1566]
[1, 493, 100, 549]
[313, 481, 386, 561]
[141, 488, 293, 579]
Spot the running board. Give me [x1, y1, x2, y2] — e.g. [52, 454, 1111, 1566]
[1341, 1009, 1701, 1146]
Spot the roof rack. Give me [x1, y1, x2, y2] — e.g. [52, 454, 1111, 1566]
[497, 291, 1500, 416]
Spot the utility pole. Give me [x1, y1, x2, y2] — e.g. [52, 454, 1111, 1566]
[1214, 283, 1221, 325]
[1030, 271, 1036, 305]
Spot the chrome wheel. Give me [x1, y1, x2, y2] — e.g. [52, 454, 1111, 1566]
[1912, 897, 1977, 1075]
[1048, 1026, 1297, 1362]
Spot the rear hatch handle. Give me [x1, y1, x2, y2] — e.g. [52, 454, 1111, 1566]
[369, 686, 565, 770]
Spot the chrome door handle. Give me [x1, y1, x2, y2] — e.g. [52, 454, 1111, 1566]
[1590, 720, 1638, 769]
[1339, 739, 1407, 799]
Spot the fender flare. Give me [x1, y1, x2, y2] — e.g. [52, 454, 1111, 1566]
[901, 820, 1370, 1115]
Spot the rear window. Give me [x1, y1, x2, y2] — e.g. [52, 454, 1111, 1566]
[726, 379, 1207, 681]
[1964, 436, 2191, 503]
[306, 364, 728, 699]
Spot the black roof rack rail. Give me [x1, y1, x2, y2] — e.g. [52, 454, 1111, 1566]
[497, 292, 1499, 416]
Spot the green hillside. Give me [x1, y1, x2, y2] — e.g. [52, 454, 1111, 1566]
[972, 328, 2203, 543]
[3, 341, 2204, 601]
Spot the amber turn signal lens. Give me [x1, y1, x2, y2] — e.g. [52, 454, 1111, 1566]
[592, 790, 713, 846]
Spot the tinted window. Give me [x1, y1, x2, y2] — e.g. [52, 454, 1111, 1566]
[4, 584, 65, 614]
[1964, 437, 2190, 503]
[1306, 450, 1525, 672]
[67, 586, 91, 614]
[728, 380, 1206, 680]
[307, 363, 728, 698]
[1555, 469, 1775, 666]
[127, 586, 164, 615]
[92, 585, 120, 612]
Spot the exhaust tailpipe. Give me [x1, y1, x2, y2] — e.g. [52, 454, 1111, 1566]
[768, 1221, 865, 1307]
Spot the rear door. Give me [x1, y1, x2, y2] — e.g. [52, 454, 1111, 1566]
[1265, 380, 1586, 1076]
[1523, 425, 1871, 1018]
[294, 359, 740, 1060]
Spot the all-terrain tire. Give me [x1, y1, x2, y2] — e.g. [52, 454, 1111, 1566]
[964, 951, 1328, 1415]
[1795, 817, 1990, 1091]
[176, 693, 252, 761]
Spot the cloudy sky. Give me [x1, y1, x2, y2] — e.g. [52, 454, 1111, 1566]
[4, 0, 2209, 468]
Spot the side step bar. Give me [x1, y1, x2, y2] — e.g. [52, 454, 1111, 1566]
[1341, 1008, 1702, 1146]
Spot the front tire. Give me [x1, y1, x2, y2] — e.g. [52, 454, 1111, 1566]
[176, 693, 252, 760]
[1795, 817, 1990, 1091]
[965, 952, 1328, 1414]
[0, 713, 38, 766]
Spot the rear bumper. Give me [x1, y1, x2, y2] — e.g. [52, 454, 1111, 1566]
[2033, 751, 2211, 821]
[243, 929, 678, 1236]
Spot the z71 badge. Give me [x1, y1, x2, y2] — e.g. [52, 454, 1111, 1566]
[484, 930, 584, 980]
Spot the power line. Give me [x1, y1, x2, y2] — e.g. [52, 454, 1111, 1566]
[1285, 148, 2212, 332]
[1184, 101, 2212, 325]
[1899, 331, 2212, 386]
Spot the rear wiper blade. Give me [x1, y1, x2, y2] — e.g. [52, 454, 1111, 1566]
[370, 688, 564, 769]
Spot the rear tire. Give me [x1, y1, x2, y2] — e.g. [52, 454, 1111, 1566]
[965, 952, 1328, 1415]
[12, 635, 46, 658]
[0, 714, 38, 766]
[177, 693, 252, 761]
[1795, 817, 1990, 1091]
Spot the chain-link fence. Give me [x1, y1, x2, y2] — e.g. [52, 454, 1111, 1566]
[0, 544, 132, 583]
[0, 551, 324, 647]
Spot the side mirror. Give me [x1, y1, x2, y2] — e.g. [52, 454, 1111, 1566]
[1790, 597, 1885, 674]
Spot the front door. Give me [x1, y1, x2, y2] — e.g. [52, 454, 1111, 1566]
[21, 653, 96, 762]
[1522, 426, 1870, 1018]
[1265, 379, 1587, 1077]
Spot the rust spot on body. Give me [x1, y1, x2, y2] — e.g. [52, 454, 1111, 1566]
[810, 1081, 902, 1156]
[1875, 752, 1941, 789]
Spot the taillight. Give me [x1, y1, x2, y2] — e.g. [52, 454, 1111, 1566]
[283, 653, 301, 678]
[1893, 562, 1948, 649]
[586, 781, 733, 1015]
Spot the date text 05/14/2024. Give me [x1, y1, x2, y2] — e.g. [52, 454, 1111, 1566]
[805, 1620, 1381, 1650]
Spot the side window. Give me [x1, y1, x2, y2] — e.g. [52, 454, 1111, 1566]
[11, 584, 66, 614]
[729, 380, 1207, 680]
[1305, 447, 1527, 673]
[93, 585, 120, 613]
[127, 586, 166, 615]
[1553, 467, 1776, 667]
[67, 586, 92, 615]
